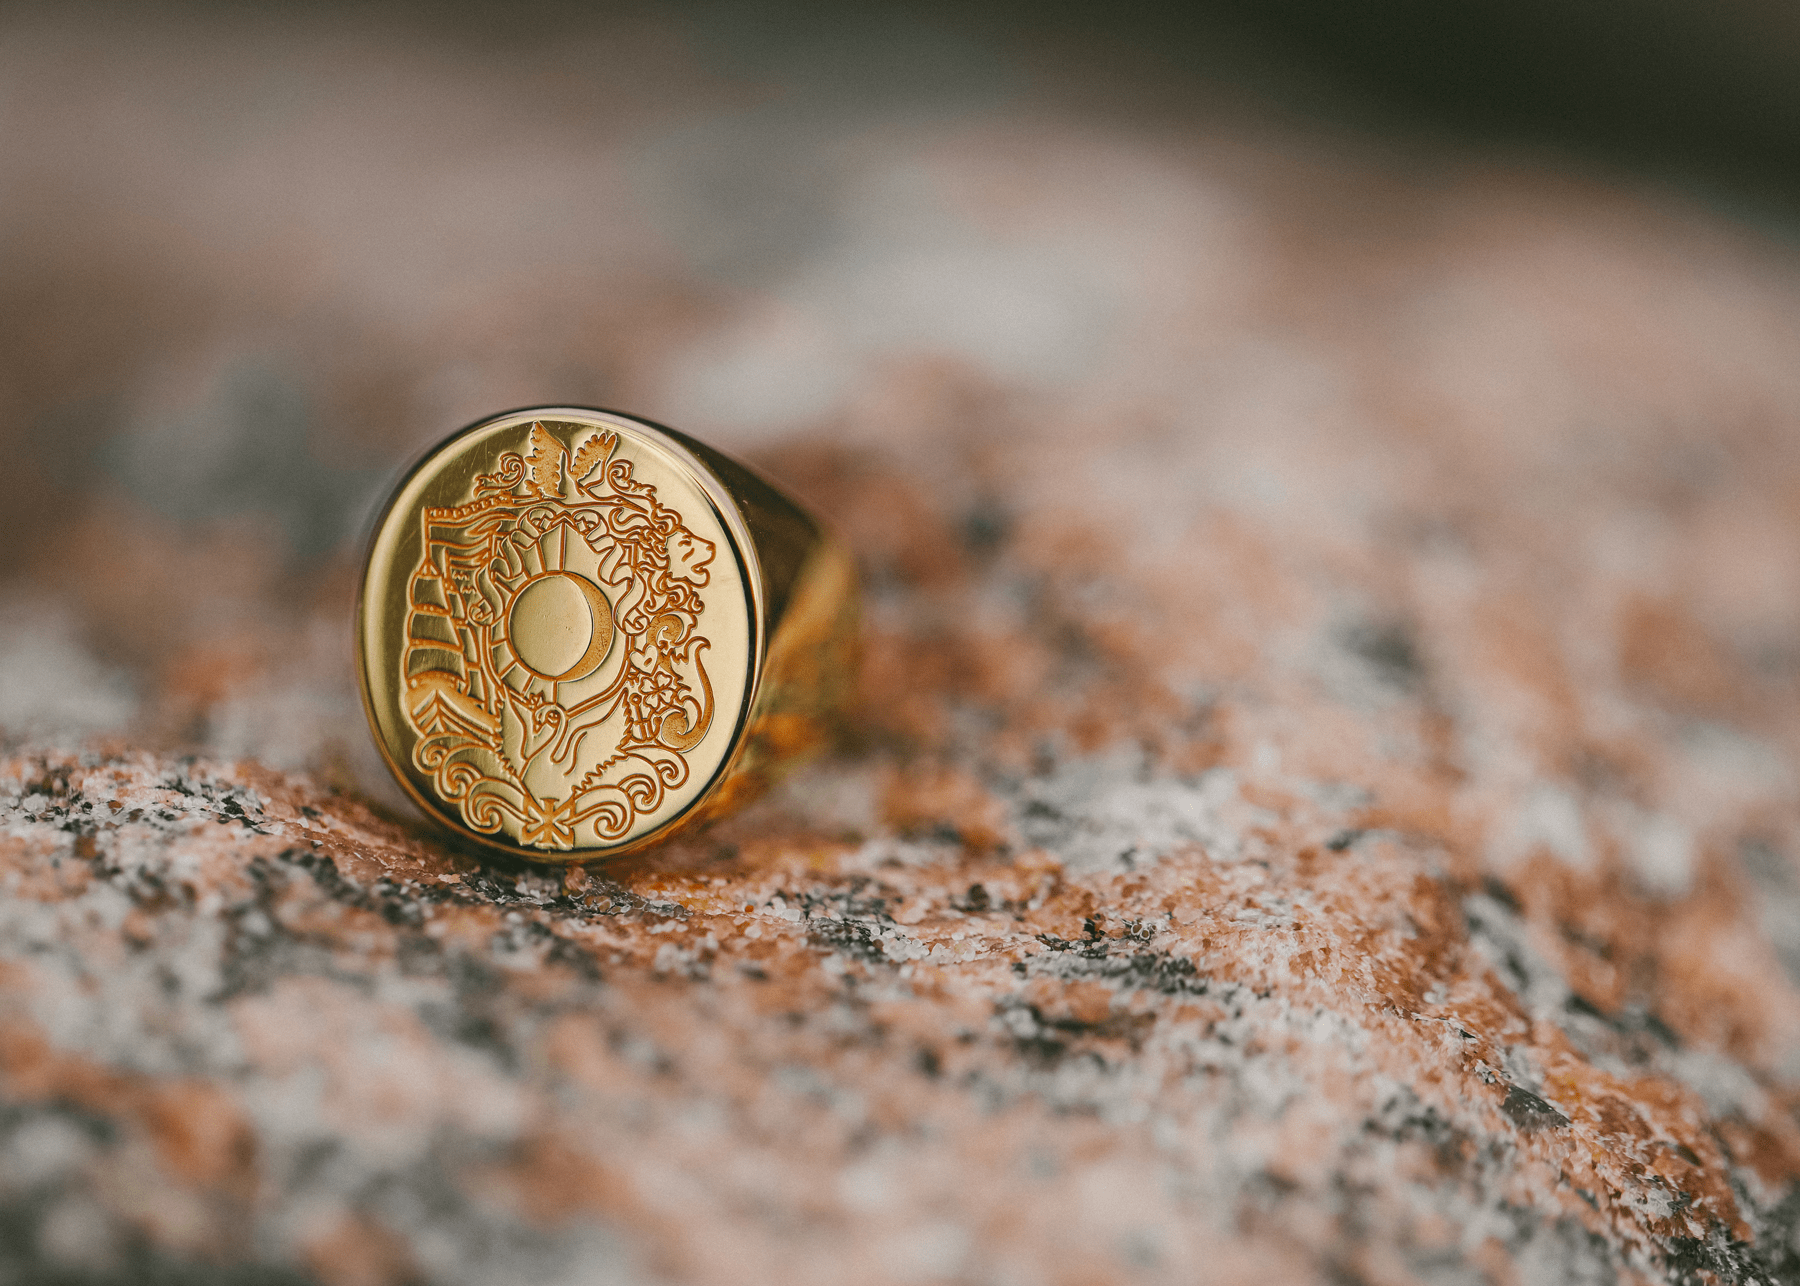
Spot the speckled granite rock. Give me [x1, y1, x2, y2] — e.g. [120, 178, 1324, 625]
[8, 8, 1800, 1286]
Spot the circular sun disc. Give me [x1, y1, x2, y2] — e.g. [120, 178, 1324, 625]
[509, 572, 613, 681]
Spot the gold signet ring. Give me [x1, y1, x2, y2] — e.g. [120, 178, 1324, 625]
[357, 407, 858, 862]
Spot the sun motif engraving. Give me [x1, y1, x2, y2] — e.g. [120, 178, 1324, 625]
[400, 421, 718, 848]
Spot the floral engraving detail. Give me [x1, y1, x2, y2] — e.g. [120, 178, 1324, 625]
[401, 422, 717, 848]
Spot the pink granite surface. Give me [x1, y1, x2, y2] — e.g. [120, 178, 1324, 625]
[5, 7, 1800, 1285]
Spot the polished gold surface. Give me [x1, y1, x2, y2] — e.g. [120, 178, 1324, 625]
[358, 407, 856, 861]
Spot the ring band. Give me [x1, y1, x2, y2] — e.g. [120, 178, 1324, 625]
[356, 406, 858, 862]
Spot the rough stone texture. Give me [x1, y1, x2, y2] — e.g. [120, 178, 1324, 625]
[6, 7, 1800, 1285]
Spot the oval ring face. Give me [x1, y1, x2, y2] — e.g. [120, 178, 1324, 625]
[359, 410, 757, 855]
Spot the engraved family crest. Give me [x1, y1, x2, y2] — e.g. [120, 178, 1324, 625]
[401, 422, 718, 848]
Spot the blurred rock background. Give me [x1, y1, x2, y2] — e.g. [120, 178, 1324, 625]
[8, 2, 1800, 1283]
[5, 0, 1800, 787]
